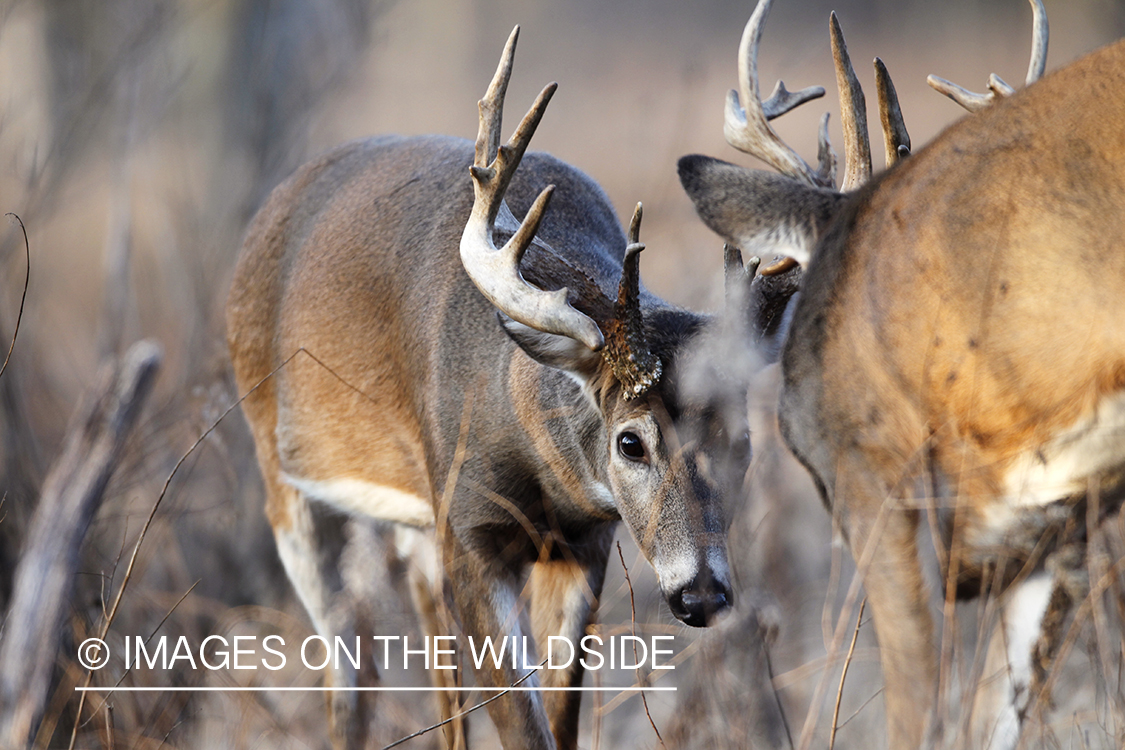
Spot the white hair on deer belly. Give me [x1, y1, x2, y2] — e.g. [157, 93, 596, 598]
[281, 473, 435, 527]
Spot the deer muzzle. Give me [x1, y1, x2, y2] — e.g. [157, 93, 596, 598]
[667, 568, 732, 627]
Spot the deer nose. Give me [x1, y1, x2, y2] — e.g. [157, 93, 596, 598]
[668, 574, 732, 627]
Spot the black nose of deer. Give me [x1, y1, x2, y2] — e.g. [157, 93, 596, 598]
[668, 574, 732, 627]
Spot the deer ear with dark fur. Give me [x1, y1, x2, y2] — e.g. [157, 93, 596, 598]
[678, 154, 847, 266]
[500, 314, 603, 385]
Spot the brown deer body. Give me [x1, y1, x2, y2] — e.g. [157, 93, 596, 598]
[679, 1, 1125, 747]
[229, 29, 771, 749]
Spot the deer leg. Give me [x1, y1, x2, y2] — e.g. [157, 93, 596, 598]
[971, 571, 1056, 750]
[528, 529, 613, 750]
[442, 528, 556, 750]
[397, 526, 468, 750]
[271, 482, 369, 750]
[848, 501, 937, 750]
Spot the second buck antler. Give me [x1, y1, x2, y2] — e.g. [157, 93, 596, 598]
[680, 1, 1124, 748]
[228, 25, 792, 750]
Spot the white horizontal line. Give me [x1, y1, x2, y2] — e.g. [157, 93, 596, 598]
[75, 686, 675, 693]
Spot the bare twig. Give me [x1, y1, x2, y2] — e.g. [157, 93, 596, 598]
[763, 641, 795, 749]
[822, 518, 843, 651]
[0, 341, 161, 747]
[68, 346, 382, 748]
[79, 579, 201, 724]
[592, 658, 603, 750]
[0, 214, 30, 383]
[797, 492, 896, 750]
[156, 711, 194, 750]
[102, 702, 113, 750]
[428, 377, 480, 747]
[837, 687, 884, 731]
[380, 658, 547, 750]
[617, 542, 666, 749]
[829, 597, 866, 750]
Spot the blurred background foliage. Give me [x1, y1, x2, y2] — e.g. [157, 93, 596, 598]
[0, 0, 1122, 746]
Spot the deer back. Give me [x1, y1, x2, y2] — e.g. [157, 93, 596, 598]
[783, 39, 1125, 520]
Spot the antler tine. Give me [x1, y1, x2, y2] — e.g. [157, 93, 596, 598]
[1026, 0, 1048, 85]
[628, 201, 643, 247]
[724, 243, 801, 351]
[762, 80, 827, 120]
[925, 74, 997, 113]
[759, 256, 799, 276]
[723, 243, 757, 311]
[928, 0, 1048, 112]
[723, 244, 752, 338]
[874, 58, 910, 168]
[475, 26, 518, 168]
[472, 27, 558, 228]
[725, 0, 832, 188]
[749, 255, 802, 346]
[605, 202, 662, 400]
[461, 27, 605, 352]
[816, 112, 837, 186]
[830, 12, 871, 192]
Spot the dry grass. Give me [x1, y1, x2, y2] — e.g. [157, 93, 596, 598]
[0, 0, 1122, 748]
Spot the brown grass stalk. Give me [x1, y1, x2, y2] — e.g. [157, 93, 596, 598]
[828, 597, 865, 750]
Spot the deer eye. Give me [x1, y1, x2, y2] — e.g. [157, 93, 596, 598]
[617, 431, 646, 462]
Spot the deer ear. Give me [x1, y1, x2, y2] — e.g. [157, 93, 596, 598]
[500, 314, 604, 385]
[678, 154, 848, 266]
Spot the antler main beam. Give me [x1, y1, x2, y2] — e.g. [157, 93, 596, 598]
[830, 12, 871, 191]
[460, 26, 605, 351]
[927, 0, 1048, 112]
[724, 0, 834, 188]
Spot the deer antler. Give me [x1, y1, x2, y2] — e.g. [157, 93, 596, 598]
[724, 0, 833, 188]
[830, 12, 871, 191]
[726, 2, 911, 192]
[460, 26, 605, 351]
[724, 244, 801, 350]
[875, 57, 911, 167]
[927, 0, 1048, 112]
[603, 204, 662, 400]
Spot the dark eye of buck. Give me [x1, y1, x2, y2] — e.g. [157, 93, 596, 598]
[617, 431, 646, 462]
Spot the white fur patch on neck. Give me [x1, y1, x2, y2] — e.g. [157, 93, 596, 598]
[739, 223, 811, 267]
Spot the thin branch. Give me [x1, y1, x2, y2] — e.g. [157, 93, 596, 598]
[0, 341, 160, 748]
[0, 214, 30, 382]
[69, 346, 380, 748]
[763, 642, 794, 749]
[592, 659, 603, 750]
[79, 580, 201, 724]
[380, 658, 547, 750]
[155, 711, 195, 750]
[796, 491, 895, 750]
[617, 542, 666, 749]
[829, 597, 866, 750]
[837, 687, 884, 730]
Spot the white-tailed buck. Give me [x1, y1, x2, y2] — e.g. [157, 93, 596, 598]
[228, 27, 788, 750]
[679, 1, 1124, 748]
